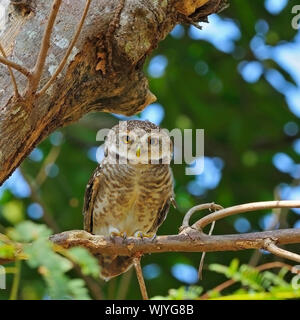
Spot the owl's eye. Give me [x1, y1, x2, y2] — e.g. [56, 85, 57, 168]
[148, 137, 159, 146]
[122, 135, 132, 144]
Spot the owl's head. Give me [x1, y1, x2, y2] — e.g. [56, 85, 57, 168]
[104, 120, 172, 164]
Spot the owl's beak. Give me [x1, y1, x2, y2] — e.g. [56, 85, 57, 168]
[136, 147, 141, 158]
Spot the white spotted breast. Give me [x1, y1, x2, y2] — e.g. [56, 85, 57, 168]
[92, 162, 173, 237]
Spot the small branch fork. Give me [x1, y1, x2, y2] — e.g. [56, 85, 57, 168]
[47, 200, 300, 299]
[48, 201, 300, 259]
[27, 0, 62, 96]
[180, 200, 300, 264]
[263, 239, 300, 263]
[180, 201, 300, 278]
[0, 0, 91, 99]
[180, 202, 223, 279]
[0, 55, 30, 78]
[37, 0, 92, 97]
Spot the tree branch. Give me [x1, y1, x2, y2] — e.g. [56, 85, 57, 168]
[2, 200, 300, 301]
[180, 202, 223, 230]
[48, 201, 300, 266]
[0, 43, 19, 98]
[37, 0, 92, 97]
[192, 200, 300, 230]
[28, 0, 62, 95]
[133, 257, 148, 300]
[0, 55, 30, 77]
[49, 227, 300, 256]
[0, 0, 225, 186]
[198, 220, 215, 279]
[263, 239, 300, 263]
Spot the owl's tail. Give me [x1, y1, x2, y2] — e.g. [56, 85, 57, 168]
[97, 254, 134, 281]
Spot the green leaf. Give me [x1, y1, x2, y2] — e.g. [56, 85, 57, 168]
[67, 279, 90, 300]
[228, 258, 239, 276]
[9, 221, 52, 242]
[1, 201, 24, 225]
[154, 286, 203, 300]
[0, 241, 15, 259]
[24, 238, 72, 273]
[67, 247, 100, 277]
[209, 263, 229, 275]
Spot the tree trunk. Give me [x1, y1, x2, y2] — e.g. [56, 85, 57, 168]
[0, 0, 227, 185]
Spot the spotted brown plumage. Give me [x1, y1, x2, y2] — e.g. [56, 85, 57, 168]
[83, 120, 175, 280]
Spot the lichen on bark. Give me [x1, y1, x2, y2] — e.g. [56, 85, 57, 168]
[0, 0, 227, 185]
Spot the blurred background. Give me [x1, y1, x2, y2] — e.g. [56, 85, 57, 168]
[1, 0, 300, 299]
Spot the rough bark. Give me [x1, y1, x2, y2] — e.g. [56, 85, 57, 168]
[0, 0, 227, 185]
[50, 228, 300, 256]
[49, 201, 300, 264]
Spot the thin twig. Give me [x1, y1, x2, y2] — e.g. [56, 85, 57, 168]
[38, 0, 91, 97]
[0, 43, 19, 97]
[133, 257, 148, 300]
[180, 202, 223, 230]
[180, 203, 223, 279]
[264, 239, 300, 263]
[248, 190, 287, 266]
[29, 0, 62, 95]
[193, 201, 300, 230]
[256, 261, 295, 272]
[0, 56, 30, 77]
[198, 221, 215, 280]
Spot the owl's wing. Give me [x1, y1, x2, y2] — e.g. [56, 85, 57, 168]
[148, 199, 171, 234]
[83, 165, 102, 233]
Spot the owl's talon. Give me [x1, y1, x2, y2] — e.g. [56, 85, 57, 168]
[108, 227, 128, 243]
[121, 232, 128, 244]
[109, 226, 121, 237]
[134, 231, 156, 242]
[109, 234, 117, 243]
[134, 231, 144, 239]
[134, 231, 141, 238]
[150, 234, 157, 242]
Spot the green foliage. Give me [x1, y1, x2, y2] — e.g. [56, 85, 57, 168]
[152, 286, 203, 300]
[0, 241, 15, 260]
[153, 259, 300, 300]
[1, 222, 99, 299]
[2, 201, 24, 225]
[9, 221, 52, 242]
[67, 247, 100, 277]
[1, 0, 300, 299]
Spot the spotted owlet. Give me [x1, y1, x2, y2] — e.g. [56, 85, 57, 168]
[83, 120, 175, 280]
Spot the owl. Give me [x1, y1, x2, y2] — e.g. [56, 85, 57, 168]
[83, 120, 175, 280]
